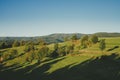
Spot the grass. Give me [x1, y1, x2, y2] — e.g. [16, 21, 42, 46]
[0, 37, 120, 80]
[1, 53, 120, 80]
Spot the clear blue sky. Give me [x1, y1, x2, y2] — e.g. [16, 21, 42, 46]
[0, 0, 120, 36]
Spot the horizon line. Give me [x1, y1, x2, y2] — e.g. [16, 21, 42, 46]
[0, 32, 120, 37]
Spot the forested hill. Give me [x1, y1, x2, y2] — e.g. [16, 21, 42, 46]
[0, 32, 120, 43]
[0, 33, 84, 43]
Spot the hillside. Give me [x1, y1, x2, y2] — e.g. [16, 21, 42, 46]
[0, 37, 120, 80]
[0, 32, 120, 44]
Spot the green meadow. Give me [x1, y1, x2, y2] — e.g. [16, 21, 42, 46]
[0, 37, 120, 80]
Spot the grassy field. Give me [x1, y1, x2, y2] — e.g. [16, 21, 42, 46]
[0, 37, 120, 80]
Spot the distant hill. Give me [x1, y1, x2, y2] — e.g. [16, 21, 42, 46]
[0, 33, 85, 43]
[94, 32, 120, 37]
[0, 32, 120, 43]
[39, 33, 84, 43]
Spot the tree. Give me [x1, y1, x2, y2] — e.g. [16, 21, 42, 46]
[71, 34, 78, 41]
[54, 43, 59, 50]
[26, 51, 35, 63]
[0, 42, 5, 49]
[38, 39, 46, 46]
[51, 43, 59, 58]
[20, 40, 25, 46]
[80, 35, 89, 48]
[89, 35, 98, 44]
[24, 44, 35, 52]
[25, 41, 34, 46]
[57, 46, 66, 56]
[65, 44, 74, 54]
[64, 36, 69, 41]
[0, 41, 9, 49]
[12, 40, 20, 47]
[37, 46, 49, 60]
[99, 39, 106, 51]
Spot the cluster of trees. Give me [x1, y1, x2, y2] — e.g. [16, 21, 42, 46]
[0, 34, 107, 63]
[0, 40, 13, 49]
[0, 40, 24, 49]
[0, 38, 48, 49]
[51, 43, 75, 58]
[50, 34, 106, 59]
[0, 38, 48, 62]
[64, 34, 105, 51]
[80, 34, 106, 51]
[24, 40, 49, 63]
[23, 41, 75, 63]
[80, 35, 98, 48]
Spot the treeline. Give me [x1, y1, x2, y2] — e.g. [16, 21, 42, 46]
[0, 34, 106, 63]
[0, 40, 14, 49]
[0, 39, 47, 49]
[22, 34, 106, 63]
[0, 32, 119, 49]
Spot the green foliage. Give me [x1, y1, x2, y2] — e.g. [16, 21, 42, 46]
[50, 43, 60, 58]
[57, 46, 66, 56]
[0, 41, 9, 49]
[9, 49, 18, 55]
[50, 50, 59, 58]
[24, 44, 35, 52]
[20, 40, 25, 46]
[38, 39, 46, 45]
[81, 35, 89, 41]
[99, 39, 106, 51]
[81, 35, 89, 45]
[2, 53, 10, 61]
[37, 46, 49, 60]
[12, 40, 20, 47]
[0, 42, 6, 49]
[25, 41, 34, 46]
[9, 49, 18, 58]
[25, 51, 35, 62]
[71, 34, 78, 41]
[95, 32, 120, 37]
[2, 49, 18, 60]
[54, 43, 59, 50]
[64, 36, 69, 41]
[89, 35, 98, 44]
[80, 35, 89, 48]
[66, 44, 75, 54]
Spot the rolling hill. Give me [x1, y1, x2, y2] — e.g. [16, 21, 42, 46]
[0, 32, 120, 44]
[0, 36, 120, 80]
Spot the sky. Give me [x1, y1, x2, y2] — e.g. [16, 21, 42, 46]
[0, 0, 120, 36]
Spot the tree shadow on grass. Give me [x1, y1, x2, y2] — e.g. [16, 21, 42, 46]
[25, 57, 65, 80]
[45, 53, 120, 80]
[4, 52, 25, 62]
[0, 57, 65, 80]
[1, 53, 120, 80]
[107, 46, 119, 52]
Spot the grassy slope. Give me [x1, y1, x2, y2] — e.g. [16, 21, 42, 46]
[0, 37, 120, 80]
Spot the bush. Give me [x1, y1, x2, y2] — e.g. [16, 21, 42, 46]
[99, 39, 106, 51]
[89, 35, 98, 44]
[24, 44, 35, 52]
